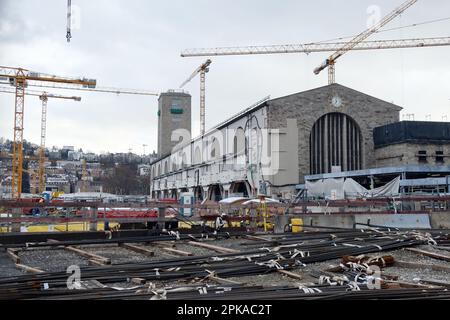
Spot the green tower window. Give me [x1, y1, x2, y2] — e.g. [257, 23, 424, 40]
[170, 108, 184, 114]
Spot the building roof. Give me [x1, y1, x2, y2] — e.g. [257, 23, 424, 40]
[374, 121, 450, 147]
[303, 164, 450, 182]
[268, 83, 403, 111]
[150, 95, 271, 164]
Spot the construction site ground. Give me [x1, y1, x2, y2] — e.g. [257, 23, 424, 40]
[1, 233, 449, 290]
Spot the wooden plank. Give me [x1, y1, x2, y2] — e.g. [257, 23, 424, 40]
[119, 243, 154, 256]
[88, 259, 105, 266]
[6, 248, 20, 264]
[419, 278, 450, 287]
[15, 263, 44, 274]
[151, 241, 176, 248]
[47, 239, 110, 264]
[187, 241, 240, 254]
[161, 247, 193, 256]
[245, 235, 270, 242]
[14, 247, 60, 252]
[208, 275, 243, 285]
[405, 248, 450, 262]
[433, 246, 450, 252]
[277, 269, 303, 280]
[395, 259, 450, 272]
[65, 246, 111, 265]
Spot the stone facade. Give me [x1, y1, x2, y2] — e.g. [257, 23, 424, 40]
[157, 91, 191, 157]
[151, 83, 403, 200]
[267, 83, 402, 183]
[375, 143, 450, 167]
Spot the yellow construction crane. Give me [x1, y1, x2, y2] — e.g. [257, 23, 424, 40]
[0, 87, 82, 194]
[314, 0, 418, 84]
[179, 59, 212, 136]
[3, 82, 160, 96]
[0, 152, 41, 194]
[0, 66, 96, 199]
[38, 92, 81, 193]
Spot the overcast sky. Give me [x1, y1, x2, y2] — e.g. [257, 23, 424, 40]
[1, 0, 449, 154]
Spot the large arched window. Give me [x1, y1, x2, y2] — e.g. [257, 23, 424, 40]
[172, 158, 177, 172]
[310, 113, 363, 174]
[194, 146, 202, 164]
[210, 137, 221, 160]
[181, 153, 187, 168]
[164, 161, 168, 174]
[233, 127, 245, 156]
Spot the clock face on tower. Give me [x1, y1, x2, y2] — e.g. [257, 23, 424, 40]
[332, 95, 342, 108]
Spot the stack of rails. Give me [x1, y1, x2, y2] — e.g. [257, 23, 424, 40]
[0, 231, 244, 249]
[1, 227, 449, 300]
[4, 280, 450, 301]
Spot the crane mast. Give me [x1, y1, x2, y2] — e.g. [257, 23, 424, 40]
[39, 95, 48, 193]
[180, 59, 212, 136]
[13, 70, 26, 199]
[0, 66, 96, 198]
[0, 66, 161, 199]
[37, 92, 81, 193]
[0, 87, 82, 194]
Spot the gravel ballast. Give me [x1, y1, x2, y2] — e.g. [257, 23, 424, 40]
[18, 249, 89, 273]
[2, 239, 449, 289]
[0, 252, 25, 277]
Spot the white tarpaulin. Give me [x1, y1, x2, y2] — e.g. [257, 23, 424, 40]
[306, 176, 400, 199]
[344, 176, 400, 199]
[306, 178, 345, 200]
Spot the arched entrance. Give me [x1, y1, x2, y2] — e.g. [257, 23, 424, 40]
[230, 181, 250, 197]
[193, 186, 204, 202]
[169, 189, 177, 199]
[208, 184, 223, 201]
[310, 113, 363, 174]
